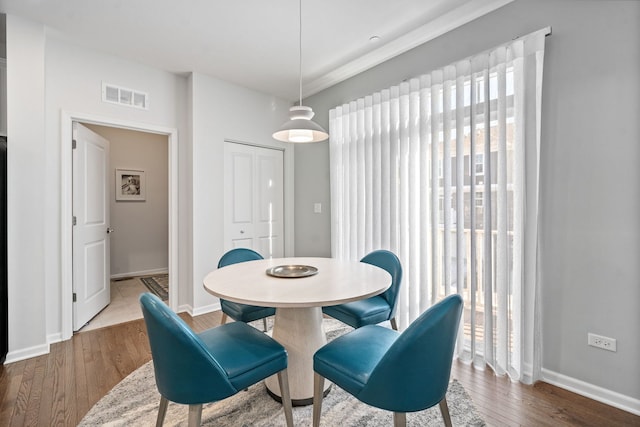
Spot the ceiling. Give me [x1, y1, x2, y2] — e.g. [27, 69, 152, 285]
[1, 0, 511, 101]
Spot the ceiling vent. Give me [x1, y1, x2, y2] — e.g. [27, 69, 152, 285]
[102, 82, 149, 110]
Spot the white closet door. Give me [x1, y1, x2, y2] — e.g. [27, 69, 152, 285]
[224, 142, 284, 258]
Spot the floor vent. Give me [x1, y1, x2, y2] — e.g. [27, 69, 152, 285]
[102, 82, 149, 110]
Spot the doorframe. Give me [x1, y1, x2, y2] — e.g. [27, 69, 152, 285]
[60, 111, 179, 340]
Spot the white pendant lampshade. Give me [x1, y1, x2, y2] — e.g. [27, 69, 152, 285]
[273, 106, 328, 143]
[273, 0, 328, 143]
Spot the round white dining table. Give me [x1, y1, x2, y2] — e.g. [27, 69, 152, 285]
[203, 256, 391, 405]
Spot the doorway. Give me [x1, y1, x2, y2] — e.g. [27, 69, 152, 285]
[60, 112, 178, 341]
[78, 123, 169, 331]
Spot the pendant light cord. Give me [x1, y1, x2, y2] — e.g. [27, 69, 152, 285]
[272, 0, 328, 143]
[298, 0, 303, 107]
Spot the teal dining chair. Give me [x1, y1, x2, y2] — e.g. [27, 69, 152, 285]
[140, 292, 293, 427]
[322, 249, 403, 330]
[217, 248, 276, 331]
[313, 294, 463, 427]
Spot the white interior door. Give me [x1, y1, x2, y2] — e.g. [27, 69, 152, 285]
[72, 122, 111, 331]
[224, 142, 284, 258]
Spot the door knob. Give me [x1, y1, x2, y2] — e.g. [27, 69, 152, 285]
[240, 230, 245, 234]
[107, 227, 115, 234]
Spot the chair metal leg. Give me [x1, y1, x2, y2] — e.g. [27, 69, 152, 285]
[220, 312, 228, 325]
[312, 372, 325, 427]
[155, 396, 169, 427]
[188, 404, 202, 427]
[277, 369, 294, 427]
[393, 412, 406, 427]
[439, 397, 453, 427]
[262, 317, 269, 332]
[390, 317, 399, 331]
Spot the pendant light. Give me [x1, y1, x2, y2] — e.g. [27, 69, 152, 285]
[273, 0, 329, 143]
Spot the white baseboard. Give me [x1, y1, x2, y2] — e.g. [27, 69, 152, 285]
[5, 302, 216, 365]
[5, 342, 50, 364]
[111, 268, 168, 280]
[47, 332, 63, 345]
[176, 304, 192, 314]
[542, 368, 640, 416]
[174, 303, 220, 320]
[190, 302, 221, 317]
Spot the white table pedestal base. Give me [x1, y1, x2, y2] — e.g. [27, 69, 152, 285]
[264, 307, 332, 405]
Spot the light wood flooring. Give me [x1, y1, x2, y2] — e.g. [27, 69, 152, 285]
[1, 309, 638, 426]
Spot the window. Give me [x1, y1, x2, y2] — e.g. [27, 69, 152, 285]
[475, 153, 484, 176]
[330, 28, 548, 384]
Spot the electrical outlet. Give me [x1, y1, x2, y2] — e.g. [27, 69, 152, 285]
[588, 333, 617, 352]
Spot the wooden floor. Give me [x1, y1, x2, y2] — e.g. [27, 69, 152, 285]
[0, 311, 638, 427]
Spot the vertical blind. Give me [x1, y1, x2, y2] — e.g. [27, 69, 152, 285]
[329, 28, 548, 384]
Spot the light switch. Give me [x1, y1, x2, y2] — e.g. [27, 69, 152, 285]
[314, 203, 322, 214]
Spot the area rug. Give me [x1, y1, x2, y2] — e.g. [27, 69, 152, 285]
[79, 320, 485, 426]
[140, 274, 169, 301]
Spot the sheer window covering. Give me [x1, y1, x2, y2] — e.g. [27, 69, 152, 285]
[329, 28, 549, 384]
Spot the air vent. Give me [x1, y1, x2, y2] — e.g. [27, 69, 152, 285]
[102, 82, 149, 110]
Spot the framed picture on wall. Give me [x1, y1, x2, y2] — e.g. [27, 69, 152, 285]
[115, 168, 146, 201]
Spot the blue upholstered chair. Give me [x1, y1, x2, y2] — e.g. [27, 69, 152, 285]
[313, 294, 463, 427]
[140, 293, 293, 427]
[217, 248, 276, 331]
[322, 249, 403, 330]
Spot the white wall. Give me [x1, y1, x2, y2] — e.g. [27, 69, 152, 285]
[5, 17, 188, 360]
[5, 14, 295, 362]
[188, 72, 293, 314]
[43, 38, 187, 341]
[6, 15, 48, 360]
[85, 124, 169, 277]
[301, 0, 640, 414]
